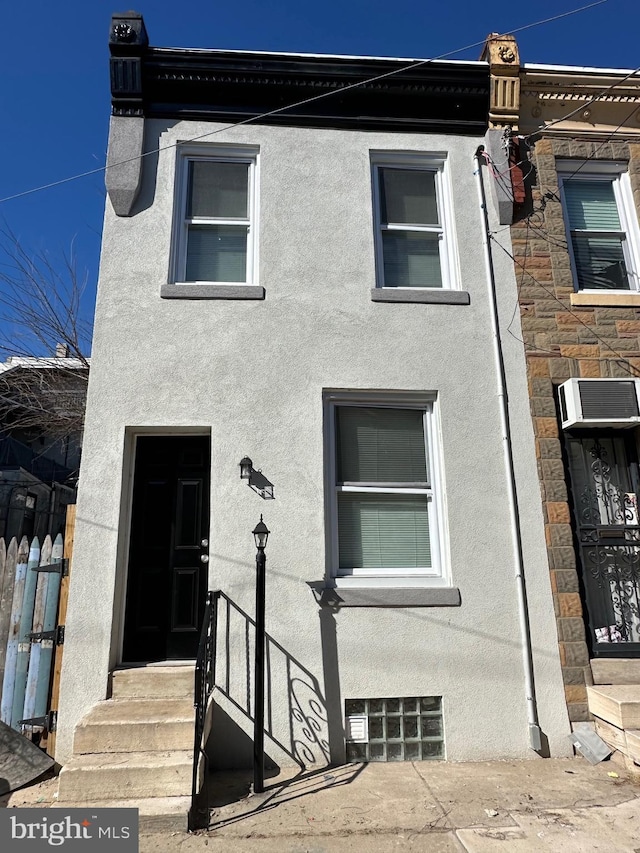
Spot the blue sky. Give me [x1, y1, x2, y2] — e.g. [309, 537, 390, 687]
[1, 0, 637, 354]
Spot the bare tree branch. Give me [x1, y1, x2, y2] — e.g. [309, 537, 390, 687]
[0, 228, 92, 443]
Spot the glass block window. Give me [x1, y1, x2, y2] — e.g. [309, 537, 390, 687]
[345, 696, 444, 762]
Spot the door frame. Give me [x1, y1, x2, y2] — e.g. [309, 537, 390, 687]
[112, 427, 212, 667]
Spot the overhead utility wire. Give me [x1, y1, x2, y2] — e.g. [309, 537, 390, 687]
[0, 0, 608, 206]
[488, 92, 640, 244]
[532, 63, 640, 137]
[481, 60, 640, 190]
[494, 102, 640, 370]
[491, 236, 640, 377]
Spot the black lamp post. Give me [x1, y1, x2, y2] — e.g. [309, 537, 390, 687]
[252, 515, 269, 794]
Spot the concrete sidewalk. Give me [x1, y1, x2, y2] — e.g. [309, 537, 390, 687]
[152, 758, 640, 852]
[4, 757, 640, 850]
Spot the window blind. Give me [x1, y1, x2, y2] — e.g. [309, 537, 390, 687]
[336, 407, 428, 483]
[185, 225, 248, 282]
[564, 180, 621, 231]
[563, 178, 629, 290]
[380, 168, 439, 225]
[382, 232, 442, 288]
[338, 493, 431, 569]
[571, 235, 628, 290]
[188, 161, 249, 218]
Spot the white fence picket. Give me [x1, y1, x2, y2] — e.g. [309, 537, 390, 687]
[21, 536, 52, 730]
[0, 538, 29, 724]
[0, 522, 73, 737]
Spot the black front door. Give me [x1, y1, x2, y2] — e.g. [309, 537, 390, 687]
[567, 433, 640, 657]
[123, 435, 210, 662]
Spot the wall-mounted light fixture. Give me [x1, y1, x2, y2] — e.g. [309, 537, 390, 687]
[239, 457, 275, 500]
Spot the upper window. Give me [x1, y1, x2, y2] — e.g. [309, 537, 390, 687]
[173, 148, 258, 285]
[559, 163, 640, 292]
[326, 394, 445, 583]
[371, 155, 456, 290]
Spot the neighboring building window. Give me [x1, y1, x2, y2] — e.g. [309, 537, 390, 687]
[174, 148, 258, 285]
[559, 163, 640, 292]
[327, 394, 444, 581]
[371, 155, 456, 289]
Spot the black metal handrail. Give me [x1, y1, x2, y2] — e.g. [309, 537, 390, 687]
[189, 589, 219, 831]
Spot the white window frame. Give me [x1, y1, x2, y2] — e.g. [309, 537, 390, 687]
[371, 152, 458, 291]
[324, 391, 448, 588]
[558, 160, 640, 294]
[171, 145, 259, 286]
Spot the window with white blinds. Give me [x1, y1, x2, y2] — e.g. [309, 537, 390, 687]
[332, 403, 441, 576]
[175, 149, 258, 284]
[372, 156, 454, 290]
[560, 167, 639, 292]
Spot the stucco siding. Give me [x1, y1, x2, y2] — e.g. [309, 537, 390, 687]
[56, 120, 571, 766]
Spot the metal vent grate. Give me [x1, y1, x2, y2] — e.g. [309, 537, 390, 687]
[579, 381, 639, 419]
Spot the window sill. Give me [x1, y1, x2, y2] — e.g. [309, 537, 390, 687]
[161, 284, 265, 300]
[570, 291, 640, 307]
[308, 583, 461, 608]
[371, 289, 470, 305]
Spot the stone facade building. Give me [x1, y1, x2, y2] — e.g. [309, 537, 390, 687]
[483, 37, 640, 765]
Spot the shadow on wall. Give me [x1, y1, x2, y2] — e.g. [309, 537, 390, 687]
[206, 592, 344, 771]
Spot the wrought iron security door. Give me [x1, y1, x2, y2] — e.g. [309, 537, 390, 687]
[567, 434, 640, 657]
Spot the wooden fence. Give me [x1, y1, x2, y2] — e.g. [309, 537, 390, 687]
[0, 506, 75, 757]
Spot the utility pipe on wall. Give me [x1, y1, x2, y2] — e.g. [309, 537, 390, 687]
[473, 147, 544, 753]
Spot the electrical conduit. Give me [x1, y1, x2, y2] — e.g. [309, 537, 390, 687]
[473, 147, 543, 753]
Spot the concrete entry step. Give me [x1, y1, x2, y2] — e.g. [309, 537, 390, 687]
[57, 750, 193, 802]
[587, 685, 640, 729]
[594, 716, 627, 753]
[590, 658, 640, 685]
[52, 796, 192, 833]
[73, 698, 195, 754]
[110, 665, 195, 699]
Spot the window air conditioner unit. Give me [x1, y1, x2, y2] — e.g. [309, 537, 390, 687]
[558, 378, 640, 429]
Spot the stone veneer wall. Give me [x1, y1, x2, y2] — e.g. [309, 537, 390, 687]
[513, 137, 640, 723]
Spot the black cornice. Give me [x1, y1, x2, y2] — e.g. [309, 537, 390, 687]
[110, 16, 489, 134]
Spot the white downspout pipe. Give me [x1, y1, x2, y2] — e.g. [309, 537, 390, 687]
[473, 147, 543, 753]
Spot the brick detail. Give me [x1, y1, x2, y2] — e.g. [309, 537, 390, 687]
[546, 502, 570, 524]
[535, 417, 559, 438]
[561, 642, 590, 667]
[558, 593, 583, 618]
[557, 618, 586, 643]
[564, 685, 588, 704]
[567, 703, 591, 723]
[559, 345, 600, 358]
[551, 569, 579, 592]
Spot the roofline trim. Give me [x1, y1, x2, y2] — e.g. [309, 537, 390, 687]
[149, 45, 489, 67]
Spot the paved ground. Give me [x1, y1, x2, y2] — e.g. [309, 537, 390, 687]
[4, 757, 640, 851]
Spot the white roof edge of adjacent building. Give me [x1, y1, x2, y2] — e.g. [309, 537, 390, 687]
[523, 62, 638, 76]
[156, 45, 488, 66]
[0, 357, 90, 374]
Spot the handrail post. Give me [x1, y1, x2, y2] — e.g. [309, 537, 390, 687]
[189, 590, 218, 831]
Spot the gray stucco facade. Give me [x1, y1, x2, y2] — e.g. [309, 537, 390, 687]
[56, 31, 571, 768]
